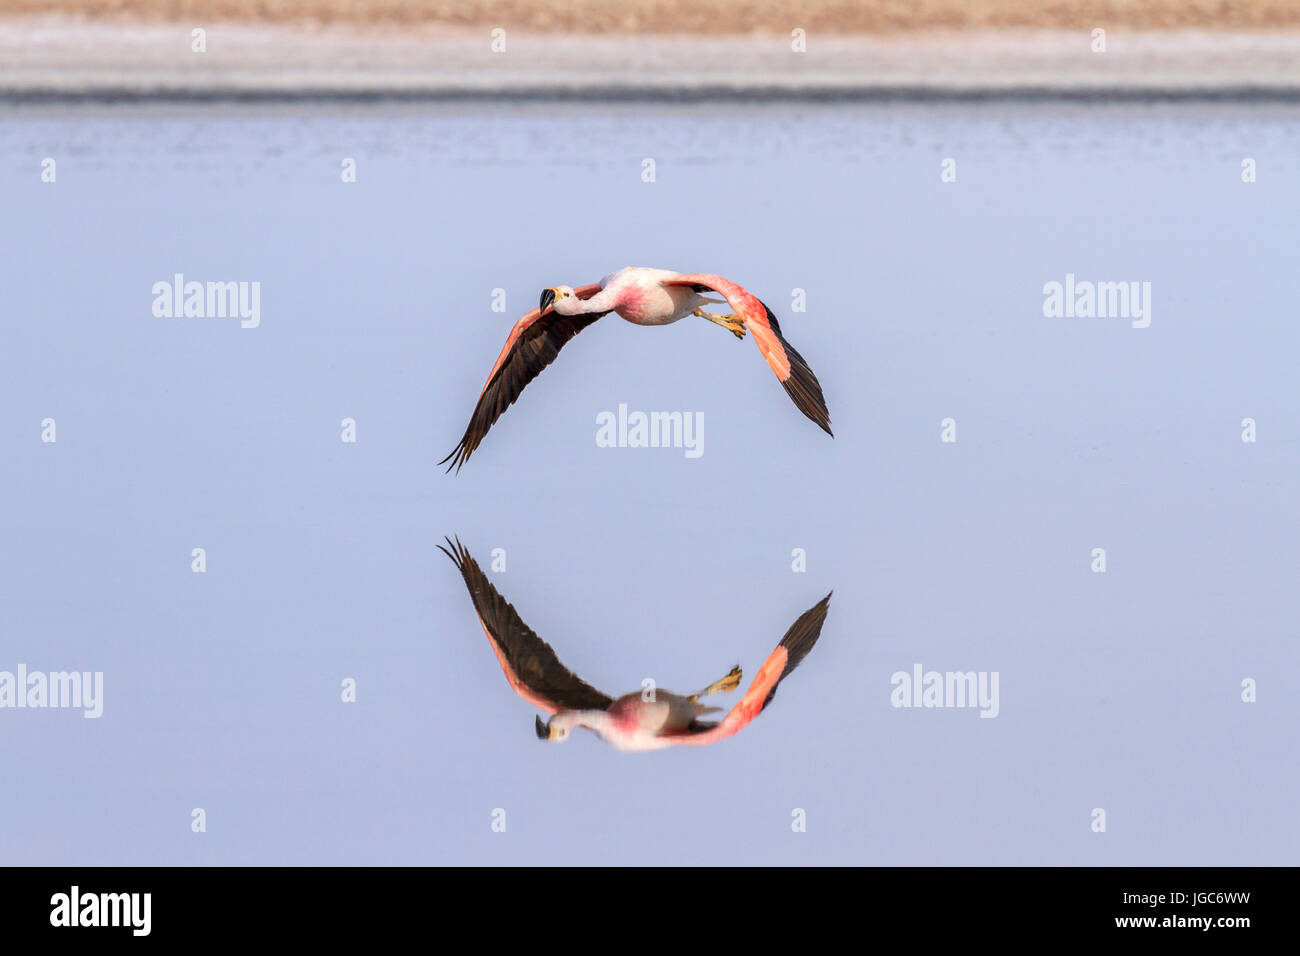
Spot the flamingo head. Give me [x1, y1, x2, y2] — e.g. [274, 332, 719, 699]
[539, 285, 579, 316]
[535, 712, 575, 742]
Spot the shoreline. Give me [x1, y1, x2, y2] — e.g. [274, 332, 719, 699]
[7, 1, 1300, 32]
[5, 18, 1300, 102]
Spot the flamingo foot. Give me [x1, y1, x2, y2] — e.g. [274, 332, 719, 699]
[689, 665, 743, 702]
[695, 308, 746, 340]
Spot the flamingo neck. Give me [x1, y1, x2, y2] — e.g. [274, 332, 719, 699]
[570, 709, 619, 738]
[568, 286, 621, 315]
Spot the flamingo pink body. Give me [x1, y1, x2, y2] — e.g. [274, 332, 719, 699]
[551, 267, 708, 325]
[551, 691, 723, 752]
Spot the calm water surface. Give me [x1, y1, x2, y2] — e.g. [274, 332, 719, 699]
[1, 103, 1297, 864]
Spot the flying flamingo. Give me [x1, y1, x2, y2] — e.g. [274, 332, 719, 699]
[440, 267, 832, 472]
[439, 537, 832, 751]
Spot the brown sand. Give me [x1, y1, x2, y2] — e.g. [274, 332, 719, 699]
[5, 0, 1300, 33]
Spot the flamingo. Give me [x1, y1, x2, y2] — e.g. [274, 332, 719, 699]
[439, 537, 832, 751]
[440, 267, 832, 472]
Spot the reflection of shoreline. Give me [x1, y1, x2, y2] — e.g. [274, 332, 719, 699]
[5, 19, 1300, 102]
[10, 87, 1300, 105]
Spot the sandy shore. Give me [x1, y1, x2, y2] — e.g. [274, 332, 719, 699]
[5, 1, 1300, 32]
[5, 16, 1300, 101]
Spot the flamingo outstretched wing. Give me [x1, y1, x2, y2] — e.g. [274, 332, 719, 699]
[661, 273, 832, 435]
[441, 283, 608, 472]
[666, 592, 832, 746]
[439, 537, 614, 714]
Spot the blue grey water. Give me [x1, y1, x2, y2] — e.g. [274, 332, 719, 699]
[1, 102, 1297, 865]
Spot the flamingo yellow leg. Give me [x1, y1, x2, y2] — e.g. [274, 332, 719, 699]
[689, 665, 743, 702]
[694, 307, 746, 340]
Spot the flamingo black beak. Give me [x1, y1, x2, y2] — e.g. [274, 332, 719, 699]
[535, 715, 550, 740]
[538, 288, 557, 314]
